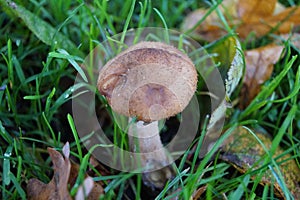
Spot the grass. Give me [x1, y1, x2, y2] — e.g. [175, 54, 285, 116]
[0, 0, 299, 199]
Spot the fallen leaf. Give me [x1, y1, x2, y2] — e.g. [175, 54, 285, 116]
[182, 0, 300, 40]
[86, 181, 105, 200]
[88, 155, 111, 176]
[69, 160, 104, 200]
[240, 44, 284, 108]
[274, 2, 286, 15]
[27, 143, 72, 200]
[237, 6, 300, 38]
[75, 177, 94, 200]
[181, 0, 238, 42]
[221, 126, 300, 199]
[192, 185, 207, 199]
[27, 143, 104, 200]
[237, 0, 277, 22]
[279, 33, 300, 50]
[181, 8, 226, 42]
[267, 6, 300, 27]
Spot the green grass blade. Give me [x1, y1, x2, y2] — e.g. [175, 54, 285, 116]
[270, 104, 297, 155]
[67, 114, 82, 161]
[6, 39, 14, 88]
[9, 172, 26, 199]
[42, 112, 57, 146]
[120, 0, 136, 44]
[183, 0, 222, 35]
[12, 55, 25, 84]
[0, 121, 13, 144]
[156, 168, 190, 200]
[229, 174, 250, 199]
[153, 8, 170, 44]
[45, 87, 56, 115]
[0, 0, 83, 57]
[49, 49, 87, 82]
[3, 146, 13, 185]
[240, 55, 297, 119]
[272, 63, 300, 103]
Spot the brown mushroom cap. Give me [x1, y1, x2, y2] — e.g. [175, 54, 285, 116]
[97, 41, 198, 122]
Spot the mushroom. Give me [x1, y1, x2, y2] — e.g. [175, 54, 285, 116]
[97, 41, 198, 188]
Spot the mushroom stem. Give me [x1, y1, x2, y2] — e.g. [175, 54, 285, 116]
[128, 118, 174, 189]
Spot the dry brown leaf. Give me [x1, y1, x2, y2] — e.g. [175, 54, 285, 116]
[182, 0, 300, 40]
[274, 2, 286, 15]
[237, 0, 277, 22]
[181, 0, 237, 41]
[181, 9, 226, 42]
[269, 6, 300, 25]
[87, 155, 111, 189]
[27, 143, 104, 200]
[280, 33, 300, 49]
[221, 126, 300, 199]
[75, 177, 94, 200]
[237, 6, 300, 38]
[192, 185, 207, 200]
[240, 44, 284, 108]
[70, 161, 104, 200]
[87, 181, 105, 200]
[27, 143, 72, 200]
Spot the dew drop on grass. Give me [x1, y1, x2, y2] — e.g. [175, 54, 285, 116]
[4, 152, 11, 157]
[16, 39, 21, 46]
[64, 93, 70, 98]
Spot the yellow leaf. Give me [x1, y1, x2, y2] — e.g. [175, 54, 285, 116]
[221, 127, 300, 199]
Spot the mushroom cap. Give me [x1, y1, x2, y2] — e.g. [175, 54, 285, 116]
[97, 41, 198, 122]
